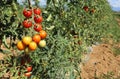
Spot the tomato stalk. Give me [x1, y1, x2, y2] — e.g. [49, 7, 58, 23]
[28, 0, 32, 9]
[3, 35, 10, 49]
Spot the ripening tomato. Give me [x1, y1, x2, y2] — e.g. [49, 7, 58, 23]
[23, 9, 32, 18]
[39, 30, 47, 39]
[32, 34, 41, 43]
[22, 36, 32, 45]
[29, 41, 37, 50]
[34, 15, 43, 23]
[34, 8, 41, 15]
[24, 72, 32, 77]
[90, 9, 95, 13]
[17, 41, 26, 50]
[26, 66, 32, 72]
[23, 20, 32, 28]
[34, 24, 42, 32]
[38, 40, 46, 48]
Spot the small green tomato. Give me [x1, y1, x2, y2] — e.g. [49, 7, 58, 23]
[39, 40, 46, 48]
[24, 47, 31, 54]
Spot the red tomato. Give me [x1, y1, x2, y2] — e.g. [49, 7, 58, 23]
[34, 24, 42, 32]
[83, 6, 89, 12]
[23, 9, 32, 18]
[23, 20, 32, 28]
[26, 66, 32, 72]
[34, 8, 41, 15]
[24, 72, 32, 77]
[90, 9, 95, 13]
[34, 15, 43, 23]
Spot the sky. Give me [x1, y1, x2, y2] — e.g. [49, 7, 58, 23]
[107, 0, 120, 11]
[17, 0, 47, 7]
[17, 0, 120, 11]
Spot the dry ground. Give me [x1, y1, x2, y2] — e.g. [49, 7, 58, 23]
[80, 44, 120, 79]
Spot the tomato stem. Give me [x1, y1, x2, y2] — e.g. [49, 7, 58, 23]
[28, 0, 32, 9]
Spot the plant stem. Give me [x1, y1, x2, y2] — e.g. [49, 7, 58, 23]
[28, 0, 32, 9]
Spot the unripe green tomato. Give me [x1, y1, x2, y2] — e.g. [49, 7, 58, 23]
[38, 40, 46, 48]
[24, 47, 31, 54]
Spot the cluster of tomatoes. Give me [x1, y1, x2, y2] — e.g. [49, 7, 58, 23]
[17, 7, 47, 54]
[18, 65, 32, 77]
[16, 7, 47, 77]
[17, 31, 47, 54]
[24, 66, 32, 77]
[22, 8, 43, 32]
[83, 6, 95, 13]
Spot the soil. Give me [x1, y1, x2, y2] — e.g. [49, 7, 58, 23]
[80, 44, 120, 79]
[116, 18, 120, 26]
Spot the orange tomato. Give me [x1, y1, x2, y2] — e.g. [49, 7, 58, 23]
[26, 66, 32, 72]
[22, 36, 32, 45]
[39, 30, 47, 39]
[29, 41, 37, 50]
[32, 34, 41, 43]
[17, 41, 26, 50]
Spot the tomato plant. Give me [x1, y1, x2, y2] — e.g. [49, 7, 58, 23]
[0, 0, 120, 79]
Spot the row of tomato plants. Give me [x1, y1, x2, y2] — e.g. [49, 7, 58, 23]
[0, 0, 118, 78]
